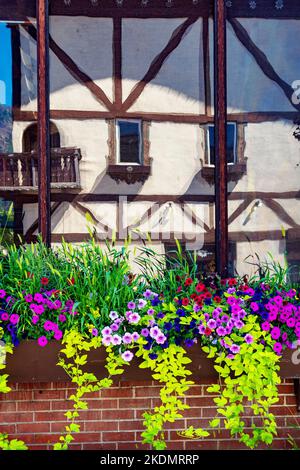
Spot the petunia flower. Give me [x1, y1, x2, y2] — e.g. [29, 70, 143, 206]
[38, 336, 48, 347]
[9, 314, 20, 325]
[121, 351, 134, 362]
[109, 311, 119, 320]
[122, 333, 133, 344]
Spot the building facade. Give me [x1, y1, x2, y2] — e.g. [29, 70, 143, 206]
[0, 0, 299, 277]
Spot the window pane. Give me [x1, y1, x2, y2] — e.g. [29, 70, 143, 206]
[208, 123, 236, 165]
[0, 13, 37, 244]
[227, 13, 300, 281]
[118, 120, 141, 164]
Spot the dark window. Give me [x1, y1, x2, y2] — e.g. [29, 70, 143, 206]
[23, 122, 60, 152]
[117, 120, 141, 164]
[208, 122, 236, 165]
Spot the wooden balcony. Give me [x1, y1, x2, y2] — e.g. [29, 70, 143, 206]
[0, 147, 81, 191]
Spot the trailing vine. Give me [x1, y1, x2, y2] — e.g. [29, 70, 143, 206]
[0, 330, 27, 450]
[54, 330, 127, 450]
[181, 314, 281, 448]
[136, 342, 197, 450]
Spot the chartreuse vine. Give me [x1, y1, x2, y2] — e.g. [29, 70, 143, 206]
[54, 330, 126, 450]
[0, 329, 27, 450]
[180, 314, 281, 448]
[136, 341, 199, 450]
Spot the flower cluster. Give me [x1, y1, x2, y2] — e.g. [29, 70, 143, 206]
[0, 289, 19, 346]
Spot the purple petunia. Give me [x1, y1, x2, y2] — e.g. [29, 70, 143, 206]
[244, 334, 254, 344]
[121, 351, 134, 362]
[230, 344, 240, 354]
[122, 333, 133, 344]
[127, 301, 136, 310]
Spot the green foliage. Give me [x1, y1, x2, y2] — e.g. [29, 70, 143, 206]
[136, 342, 194, 450]
[0, 334, 27, 450]
[182, 315, 281, 449]
[54, 330, 125, 450]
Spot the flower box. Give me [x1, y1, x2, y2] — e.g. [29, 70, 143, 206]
[5, 340, 300, 383]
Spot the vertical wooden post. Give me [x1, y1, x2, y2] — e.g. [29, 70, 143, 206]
[214, 0, 228, 277]
[37, 0, 51, 246]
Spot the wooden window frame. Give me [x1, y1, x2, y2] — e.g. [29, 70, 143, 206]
[116, 119, 143, 166]
[200, 121, 247, 185]
[107, 119, 152, 184]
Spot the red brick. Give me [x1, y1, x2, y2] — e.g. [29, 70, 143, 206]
[17, 401, 51, 412]
[101, 387, 133, 398]
[166, 441, 185, 450]
[82, 443, 117, 450]
[50, 400, 73, 411]
[102, 431, 135, 442]
[117, 442, 151, 450]
[0, 402, 16, 412]
[0, 424, 16, 434]
[50, 382, 72, 390]
[118, 398, 149, 409]
[79, 410, 102, 421]
[119, 420, 144, 431]
[17, 422, 50, 434]
[0, 391, 33, 401]
[102, 409, 134, 420]
[85, 399, 116, 410]
[0, 412, 33, 423]
[185, 440, 219, 450]
[84, 421, 118, 432]
[33, 390, 66, 400]
[219, 440, 248, 450]
[278, 384, 295, 394]
[135, 387, 161, 398]
[186, 386, 203, 396]
[285, 395, 297, 406]
[18, 382, 52, 391]
[35, 411, 67, 422]
[186, 396, 214, 407]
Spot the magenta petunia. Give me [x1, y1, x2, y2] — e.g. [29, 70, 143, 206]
[24, 294, 33, 303]
[273, 342, 283, 355]
[271, 327, 281, 340]
[38, 336, 48, 347]
[0, 289, 6, 299]
[58, 314, 66, 323]
[9, 314, 19, 325]
[287, 317, 296, 328]
[54, 330, 63, 341]
[250, 302, 259, 312]
[230, 344, 240, 354]
[34, 293, 44, 304]
[44, 320, 55, 331]
[0, 312, 9, 321]
[261, 321, 271, 331]
[31, 315, 39, 325]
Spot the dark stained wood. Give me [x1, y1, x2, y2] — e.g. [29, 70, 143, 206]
[72, 201, 110, 234]
[113, 17, 122, 109]
[229, 18, 300, 112]
[6, 340, 300, 383]
[37, 0, 51, 247]
[24, 24, 114, 111]
[202, 15, 212, 116]
[262, 198, 300, 228]
[122, 17, 199, 111]
[13, 109, 300, 123]
[228, 191, 300, 201]
[107, 164, 151, 184]
[228, 197, 253, 225]
[25, 201, 62, 241]
[13, 201, 23, 245]
[214, 0, 228, 277]
[10, 26, 22, 109]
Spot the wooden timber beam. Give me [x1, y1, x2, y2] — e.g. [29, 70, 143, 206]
[214, 0, 228, 277]
[37, 0, 51, 246]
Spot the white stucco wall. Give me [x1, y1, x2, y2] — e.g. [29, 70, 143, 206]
[11, 15, 300, 275]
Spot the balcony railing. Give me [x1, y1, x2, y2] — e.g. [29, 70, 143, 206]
[0, 147, 81, 190]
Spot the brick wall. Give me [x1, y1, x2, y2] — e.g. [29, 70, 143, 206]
[0, 380, 299, 450]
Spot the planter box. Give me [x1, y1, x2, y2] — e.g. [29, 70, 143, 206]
[4, 340, 300, 383]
